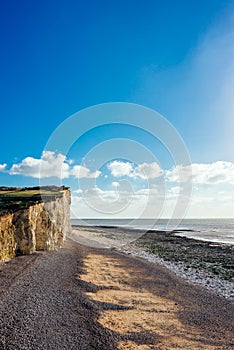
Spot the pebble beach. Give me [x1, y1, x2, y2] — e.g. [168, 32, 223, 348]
[71, 225, 234, 300]
[0, 225, 233, 349]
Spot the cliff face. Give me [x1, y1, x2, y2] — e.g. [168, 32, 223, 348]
[0, 188, 71, 261]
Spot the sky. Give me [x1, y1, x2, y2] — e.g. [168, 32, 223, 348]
[0, 0, 234, 219]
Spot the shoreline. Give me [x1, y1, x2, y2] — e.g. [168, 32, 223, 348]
[118, 245, 234, 301]
[1, 238, 234, 349]
[70, 225, 234, 300]
[72, 223, 234, 245]
[71, 219, 234, 245]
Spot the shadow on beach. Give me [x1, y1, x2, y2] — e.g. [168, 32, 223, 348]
[0, 235, 234, 349]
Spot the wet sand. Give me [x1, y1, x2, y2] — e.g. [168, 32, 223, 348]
[0, 232, 234, 349]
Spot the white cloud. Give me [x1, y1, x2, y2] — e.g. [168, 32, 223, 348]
[6, 151, 101, 179]
[67, 159, 74, 165]
[166, 161, 234, 184]
[166, 165, 192, 183]
[3, 151, 234, 218]
[89, 187, 119, 202]
[10, 151, 70, 179]
[73, 189, 83, 194]
[133, 162, 163, 179]
[70, 160, 234, 218]
[70, 165, 101, 179]
[0, 164, 7, 172]
[134, 188, 149, 196]
[169, 186, 180, 196]
[107, 160, 163, 180]
[71, 184, 165, 219]
[107, 160, 133, 177]
[70, 175, 234, 219]
[184, 187, 234, 218]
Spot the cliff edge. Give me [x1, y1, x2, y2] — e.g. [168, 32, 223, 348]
[0, 186, 71, 261]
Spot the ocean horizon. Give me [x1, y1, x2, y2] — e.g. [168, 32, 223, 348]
[71, 218, 234, 245]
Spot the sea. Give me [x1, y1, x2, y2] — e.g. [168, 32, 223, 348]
[71, 218, 234, 245]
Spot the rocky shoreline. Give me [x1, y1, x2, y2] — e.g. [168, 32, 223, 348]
[119, 229, 234, 300]
[119, 245, 234, 301]
[71, 225, 234, 300]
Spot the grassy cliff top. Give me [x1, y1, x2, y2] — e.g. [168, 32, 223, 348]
[0, 186, 69, 216]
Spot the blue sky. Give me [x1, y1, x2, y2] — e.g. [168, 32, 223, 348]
[0, 1, 234, 218]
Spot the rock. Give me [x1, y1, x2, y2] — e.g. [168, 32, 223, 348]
[0, 187, 71, 261]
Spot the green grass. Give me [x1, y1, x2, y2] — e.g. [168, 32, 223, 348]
[0, 186, 67, 216]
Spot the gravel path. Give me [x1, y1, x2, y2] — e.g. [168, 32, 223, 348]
[0, 238, 234, 349]
[0, 239, 119, 350]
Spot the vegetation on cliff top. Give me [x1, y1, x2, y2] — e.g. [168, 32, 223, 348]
[0, 186, 69, 216]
